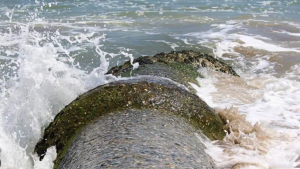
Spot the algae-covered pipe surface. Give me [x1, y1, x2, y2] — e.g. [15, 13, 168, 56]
[35, 50, 236, 168]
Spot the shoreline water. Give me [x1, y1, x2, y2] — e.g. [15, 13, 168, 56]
[0, 0, 300, 168]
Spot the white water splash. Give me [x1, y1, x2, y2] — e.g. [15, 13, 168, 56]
[1, 0, 300, 169]
[0, 4, 128, 168]
[193, 68, 300, 169]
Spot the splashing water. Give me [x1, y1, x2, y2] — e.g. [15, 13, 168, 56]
[0, 25, 103, 169]
[0, 0, 300, 169]
[0, 2, 139, 168]
[193, 69, 300, 169]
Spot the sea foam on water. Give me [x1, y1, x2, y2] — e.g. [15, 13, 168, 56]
[1, 0, 300, 169]
[0, 3, 143, 168]
[188, 18, 300, 167]
[193, 68, 300, 169]
[0, 7, 111, 169]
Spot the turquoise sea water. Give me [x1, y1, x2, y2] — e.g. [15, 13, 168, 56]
[0, 0, 300, 168]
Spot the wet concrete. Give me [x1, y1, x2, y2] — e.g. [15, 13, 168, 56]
[59, 109, 217, 169]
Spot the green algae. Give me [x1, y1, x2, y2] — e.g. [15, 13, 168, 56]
[108, 50, 239, 78]
[107, 55, 202, 90]
[34, 50, 239, 168]
[107, 50, 238, 89]
[167, 61, 203, 79]
[153, 50, 239, 77]
[34, 79, 225, 168]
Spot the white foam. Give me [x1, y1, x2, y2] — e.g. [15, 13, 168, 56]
[192, 69, 300, 169]
[120, 50, 139, 70]
[0, 55, 15, 60]
[185, 21, 300, 58]
[0, 130, 33, 169]
[0, 43, 86, 169]
[276, 30, 300, 37]
[219, 33, 300, 54]
[32, 147, 56, 169]
[233, 34, 300, 53]
[286, 64, 300, 81]
[0, 9, 118, 169]
[253, 58, 271, 71]
[213, 40, 240, 60]
[1, 1, 300, 169]
[258, 1, 274, 6]
[190, 72, 218, 107]
[191, 21, 300, 168]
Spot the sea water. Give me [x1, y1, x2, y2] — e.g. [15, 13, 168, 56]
[0, 0, 299, 168]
